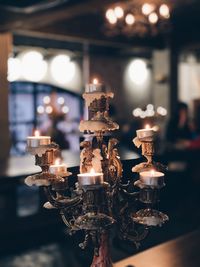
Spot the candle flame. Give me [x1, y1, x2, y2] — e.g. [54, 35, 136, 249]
[34, 130, 40, 137]
[150, 169, 155, 176]
[55, 158, 61, 165]
[93, 78, 98, 85]
[90, 168, 96, 174]
[145, 124, 150, 129]
[152, 125, 159, 132]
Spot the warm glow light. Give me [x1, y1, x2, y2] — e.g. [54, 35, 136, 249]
[152, 125, 159, 131]
[133, 108, 142, 117]
[106, 9, 117, 24]
[125, 14, 135, 25]
[159, 4, 170, 18]
[148, 12, 158, 24]
[142, 3, 155, 15]
[146, 109, 155, 117]
[90, 168, 96, 174]
[147, 104, 154, 111]
[43, 96, 51, 104]
[57, 97, 65, 105]
[114, 6, 124, 18]
[62, 105, 69, 114]
[50, 55, 75, 84]
[128, 59, 148, 85]
[46, 106, 53, 114]
[37, 105, 45, 114]
[150, 169, 155, 176]
[106, 9, 114, 19]
[7, 58, 22, 82]
[145, 124, 150, 129]
[140, 111, 146, 119]
[21, 51, 47, 82]
[93, 78, 98, 85]
[55, 158, 61, 165]
[34, 130, 40, 137]
[157, 106, 167, 116]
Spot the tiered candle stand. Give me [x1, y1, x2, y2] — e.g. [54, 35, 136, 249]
[25, 80, 168, 267]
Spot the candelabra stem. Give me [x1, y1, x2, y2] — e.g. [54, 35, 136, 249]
[91, 233, 113, 267]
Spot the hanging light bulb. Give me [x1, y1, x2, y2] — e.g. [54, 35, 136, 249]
[43, 96, 51, 104]
[106, 9, 117, 24]
[125, 14, 135, 25]
[148, 12, 158, 24]
[159, 4, 170, 19]
[57, 97, 65, 105]
[37, 105, 45, 114]
[142, 3, 155, 15]
[114, 6, 124, 18]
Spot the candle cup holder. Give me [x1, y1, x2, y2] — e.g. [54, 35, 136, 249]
[27, 142, 59, 157]
[81, 184, 108, 214]
[141, 140, 154, 162]
[139, 187, 160, 204]
[51, 177, 69, 192]
[88, 95, 109, 120]
[35, 150, 54, 172]
[74, 183, 114, 231]
[132, 208, 169, 227]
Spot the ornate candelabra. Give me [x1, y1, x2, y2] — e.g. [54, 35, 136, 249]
[25, 80, 168, 267]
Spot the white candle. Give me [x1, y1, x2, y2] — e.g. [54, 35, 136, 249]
[139, 169, 164, 186]
[136, 124, 154, 139]
[85, 78, 105, 93]
[78, 168, 104, 186]
[27, 130, 51, 148]
[49, 158, 68, 176]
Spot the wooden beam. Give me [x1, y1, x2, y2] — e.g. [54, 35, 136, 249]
[0, 0, 120, 31]
[0, 33, 12, 161]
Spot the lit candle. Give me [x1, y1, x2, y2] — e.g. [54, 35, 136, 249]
[49, 158, 68, 176]
[139, 169, 164, 186]
[78, 168, 104, 186]
[27, 130, 51, 148]
[85, 78, 105, 93]
[136, 124, 154, 140]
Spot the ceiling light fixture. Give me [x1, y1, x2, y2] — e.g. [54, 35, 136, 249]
[104, 1, 171, 37]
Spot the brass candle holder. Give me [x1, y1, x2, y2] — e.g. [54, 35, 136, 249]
[25, 82, 168, 267]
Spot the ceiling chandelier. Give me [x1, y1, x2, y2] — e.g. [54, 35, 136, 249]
[104, 1, 171, 37]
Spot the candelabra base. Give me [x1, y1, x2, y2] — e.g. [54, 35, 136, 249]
[91, 233, 113, 267]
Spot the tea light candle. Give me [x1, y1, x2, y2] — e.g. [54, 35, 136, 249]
[136, 124, 154, 140]
[27, 130, 51, 148]
[78, 168, 104, 186]
[85, 78, 105, 93]
[49, 158, 68, 176]
[140, 169, 164, 186]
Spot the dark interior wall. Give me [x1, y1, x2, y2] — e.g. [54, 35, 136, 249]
[89, 54, 152, 121]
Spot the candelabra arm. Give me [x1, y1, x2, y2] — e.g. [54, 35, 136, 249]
[43, 186, 82, 209]
[60, 211, 71, 228]
[121, 190, 139, 198]
[122, 226, 149, 249]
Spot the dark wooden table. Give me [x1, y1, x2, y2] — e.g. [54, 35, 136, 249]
[115, 229, 200, 267]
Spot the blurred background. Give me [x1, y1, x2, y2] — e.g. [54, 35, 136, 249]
[0, 0, 200, 266]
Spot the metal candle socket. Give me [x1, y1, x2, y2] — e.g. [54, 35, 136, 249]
[139, 187, 160, 204]
[141, 141, 155, 159]
[35, 150, 54, 166]
[82, 184, 107, 214]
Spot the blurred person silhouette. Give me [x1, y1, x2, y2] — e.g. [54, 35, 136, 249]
[166, 102, 194, 148]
